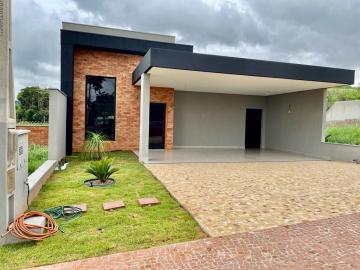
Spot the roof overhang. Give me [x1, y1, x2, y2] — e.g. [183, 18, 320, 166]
[132, 49, 355, 96]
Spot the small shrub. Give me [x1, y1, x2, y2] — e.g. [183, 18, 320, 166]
[81, 132, 108, 160]
[85, 157, 119, 182]
[28, 145, 48, 174]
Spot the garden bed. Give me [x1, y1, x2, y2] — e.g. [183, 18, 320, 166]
[0, 151, 205, 270]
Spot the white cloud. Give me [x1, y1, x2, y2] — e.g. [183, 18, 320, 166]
[196, 42, 270, 60]
[12, 0, 360, 96]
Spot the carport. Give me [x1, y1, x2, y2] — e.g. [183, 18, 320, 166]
[132, 48, 354, 163]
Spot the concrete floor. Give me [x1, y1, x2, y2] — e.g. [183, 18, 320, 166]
[134, 148, 320, 163]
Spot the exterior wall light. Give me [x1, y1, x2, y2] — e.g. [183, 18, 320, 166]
[288, 104, 293, 113]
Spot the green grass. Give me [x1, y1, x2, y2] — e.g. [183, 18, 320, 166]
[28, 145, 48, 175]
[327, 86, 360, 109]
[0, 151, 205, 269]
[326, 125, 360, 145]
[16, 121, 48, 126]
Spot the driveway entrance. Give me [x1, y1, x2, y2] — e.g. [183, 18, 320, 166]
[146, 161, 360, 236]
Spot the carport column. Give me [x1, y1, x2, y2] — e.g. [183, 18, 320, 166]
[139, 73, 150, 162]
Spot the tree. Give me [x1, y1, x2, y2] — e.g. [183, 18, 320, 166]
[16, 86, 49, 122]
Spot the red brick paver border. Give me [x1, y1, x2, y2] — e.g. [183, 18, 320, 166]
[31, 212, 360, 270]
[102, 200, 125, 211]
[138, 197, 160, 207]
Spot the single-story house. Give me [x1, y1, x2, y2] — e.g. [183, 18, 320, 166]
[61, 22, 355, 163]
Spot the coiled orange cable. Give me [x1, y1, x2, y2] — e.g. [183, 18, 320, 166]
[9, 211, 58, 241]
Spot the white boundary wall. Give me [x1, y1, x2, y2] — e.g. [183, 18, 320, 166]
[48, 88, 67, 161]
[326, 100, 360, 122]
[321, 142, 360, 161]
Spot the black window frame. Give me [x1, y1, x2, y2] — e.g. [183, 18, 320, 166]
[84, 75, 116, 141]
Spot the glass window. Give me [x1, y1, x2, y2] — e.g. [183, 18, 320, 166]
[85, 76, 116, 140]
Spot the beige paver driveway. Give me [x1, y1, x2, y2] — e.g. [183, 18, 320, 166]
[146, 161, 360, 236]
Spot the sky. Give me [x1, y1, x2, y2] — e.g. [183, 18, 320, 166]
[12, 0, 360, 94]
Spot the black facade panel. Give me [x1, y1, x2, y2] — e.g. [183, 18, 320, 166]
[133, 48, 355, 85]
[61, 30, 193, 55]
[60, 43, 73, 155]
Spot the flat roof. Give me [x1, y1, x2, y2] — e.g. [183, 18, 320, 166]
[62, 22, 176, 43]
[133, 48, 354, 85]
[132, 48, 355, 96]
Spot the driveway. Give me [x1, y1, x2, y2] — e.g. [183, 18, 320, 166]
[31, 212, 360, 270]
[146, 161, 360, 236]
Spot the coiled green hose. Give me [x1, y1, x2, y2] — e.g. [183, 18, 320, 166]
[44, 206, 82, 221]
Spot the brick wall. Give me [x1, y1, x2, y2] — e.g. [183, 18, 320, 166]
[72, 48, 174, 152]
[17, 126, 48, 145]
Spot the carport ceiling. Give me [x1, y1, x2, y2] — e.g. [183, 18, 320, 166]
[133, 48, 355, 96]
[144, 67, 342, 96]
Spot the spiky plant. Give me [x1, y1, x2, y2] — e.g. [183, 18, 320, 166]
[86, 157, 119, 182]
[81, 132, 107, 160]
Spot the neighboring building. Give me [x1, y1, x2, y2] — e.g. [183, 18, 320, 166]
[327, 100, 360, 122]
[61, 22, 355, 162]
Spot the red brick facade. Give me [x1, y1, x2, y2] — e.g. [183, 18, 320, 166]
[72, 48, 174, 152]
[17, 125, 48, 145]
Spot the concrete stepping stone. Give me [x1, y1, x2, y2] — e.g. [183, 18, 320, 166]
[103, 200, 125, 211]
[72, 203, 87, 212]
[138, 197, 160, 207]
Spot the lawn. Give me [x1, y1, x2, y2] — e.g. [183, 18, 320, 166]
[327, 86, 360, 109]
[326, 125, 360, 145]
[325, 86, 360, 145]
[28, 144, 48, 174]
[0, 151, 205, 270]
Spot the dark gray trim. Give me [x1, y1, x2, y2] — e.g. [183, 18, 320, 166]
[61, 30, 193, 55]
[132, 48, 355, 85]
[132, 50, 152, 84]
[61, 30, 193, 154]
[60, 43, 73, 155]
